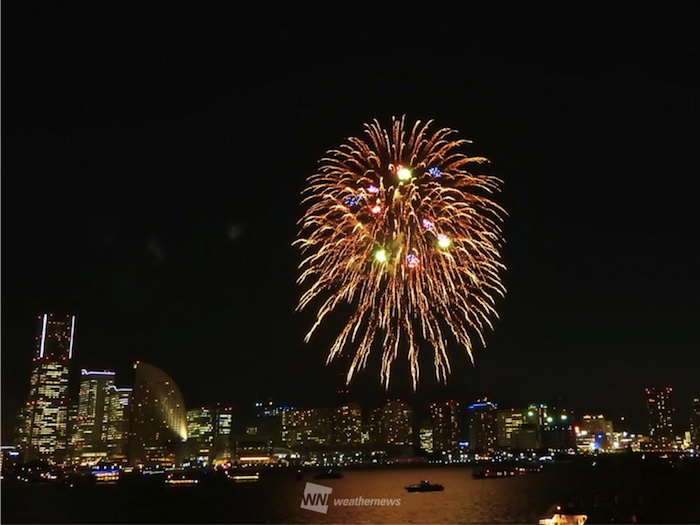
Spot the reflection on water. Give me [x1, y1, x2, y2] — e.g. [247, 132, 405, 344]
[3, 461, 700, 523]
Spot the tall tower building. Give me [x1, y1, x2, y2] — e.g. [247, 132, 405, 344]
[186, 407, 214, 465]
[212, 405, 233, 463]
[331, 404, 363, 446]
[645, 386, 675, 446]
[466, 399, 498, 453]
[105, 386, 132, 463]
[690, 397, 700, 447]
[370, 400, 414, 447]
[20, 313, 76, 462]
[128, 361, 187, 467]
[71, 369, 116, 463]
[495, 408, 527, 449]
[282, 408, 331, 448]
[430, 400, 461, 455]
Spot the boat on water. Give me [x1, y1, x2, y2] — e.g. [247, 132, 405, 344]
[405, 480, 444, 492]
[472, 466, 517, 479]
[515, 463, 544, 474]
[538, 505, 587, 525]
[314, 468, 343, 479]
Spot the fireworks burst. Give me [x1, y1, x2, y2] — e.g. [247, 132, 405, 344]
[294, 115, 506, 389]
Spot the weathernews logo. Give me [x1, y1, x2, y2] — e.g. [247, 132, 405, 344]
[300, 482, 333, 514]
[300, 482, 402, 514]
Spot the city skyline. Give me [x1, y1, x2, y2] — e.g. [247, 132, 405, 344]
[7, 312, 699, 459]
[3, 11, 700, 454]
[4, 311, 700, 447]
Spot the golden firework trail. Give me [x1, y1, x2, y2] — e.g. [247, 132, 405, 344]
[294, 115, 506, 389]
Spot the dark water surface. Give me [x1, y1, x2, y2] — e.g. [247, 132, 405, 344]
[3, 461, 700, 524]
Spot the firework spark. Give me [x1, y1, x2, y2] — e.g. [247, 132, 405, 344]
[294, 115, 506, 389]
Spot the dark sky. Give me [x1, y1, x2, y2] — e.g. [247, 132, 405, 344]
[3, 9, 700, 441]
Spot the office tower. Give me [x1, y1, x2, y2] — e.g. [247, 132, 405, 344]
[20, 313, 76, 462]
[212, 405, 233, 462]
[495, 408, 527, 449]
[71, 369, 116, 463]
[128, 361, 187, 467]
[466, 399, 497, 453]
[105, 386, 132, 462]
[645, 386, 675, 445]
[690, 397, 700, 447]
[430, 400, 461, 454]
[186, 407, 214, 465]
[418, 420, 434, 454]
[370, 400, 414, 447]
[282, 408, 331, 448]
[331, 404, 363, 446]
[575, 414, 614, 452]
[185, 405, 234, 465]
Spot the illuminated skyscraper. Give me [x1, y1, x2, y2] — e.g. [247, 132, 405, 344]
[186, 407, 214, 465]
[466, 399, 498, 453]
[20, 313, 76, 462]
[105, 386, 132, 462]
[690, 397, 700, 447]
[495, 408, 527, 449]
[128, 361, 187, 467]
[575, 414, 614, 452]
[331, 404, 363, 446]
[430, 400, 461, 454]
[282, 408, 331, 448]
[71, 369, 116, 463]
[645, 386, 675, 445]
[369, 400, 414, 447]
[418, 420, 433, 454]
[212, 405, 233, 462]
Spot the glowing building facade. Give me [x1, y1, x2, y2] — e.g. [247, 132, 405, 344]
[645, 386, 675, 446]
[282, 408, 331, 448]
[430, 400, 461, 454]
[20, 313, 76, 462]
[495, 408, 527, 449]
[70, 369, 115, 462]
[128, 362, 187, 467]
[105, 386, 132, 462]
[691, 397, 700, 447]
[331, 404, 363, 446]
[466, 400, 498, 453]
[369, 400, 414, 447]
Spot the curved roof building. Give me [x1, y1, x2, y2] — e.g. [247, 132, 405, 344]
[128, 361, 187, 466]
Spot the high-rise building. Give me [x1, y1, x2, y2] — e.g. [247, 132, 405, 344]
[575, 414, 613, 452]
[212, 405, 233, 462]
[331, 404, 363, 446]
[430, 400, 461, 454]
[690, 397, 700, 447]
[128, 361, 187, 467]
[645, 387, 675, 446]
[70, 369, 116, 463]
[184, 405, 233, 465]
[466, 400, 497, 453]
[282, 408, 331, 449]
[495, 408, 527, 449]
[418, 420, 433, 454]
[186, 407, 214, 465]
[369, 400, 414, 447]
[20, 313, 76, 462]
[105, 386, 132, 462]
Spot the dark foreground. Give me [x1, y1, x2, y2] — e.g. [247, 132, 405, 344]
[3, 457, 700, 524]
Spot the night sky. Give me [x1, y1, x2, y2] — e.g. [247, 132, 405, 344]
[3, 9, 700, 441]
